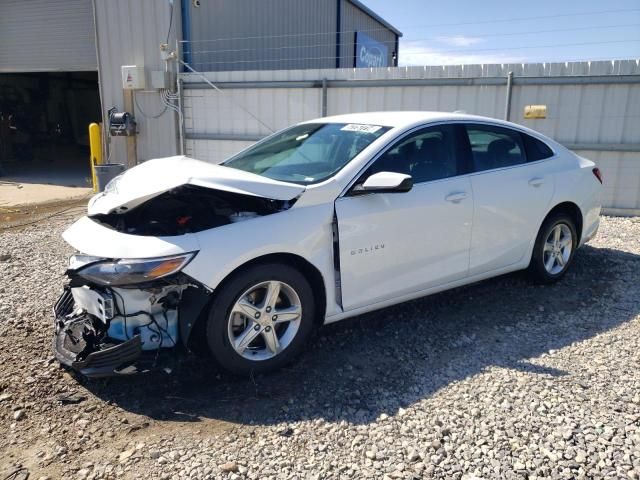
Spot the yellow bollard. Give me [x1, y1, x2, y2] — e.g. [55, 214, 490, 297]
[88, 123, 103, 192]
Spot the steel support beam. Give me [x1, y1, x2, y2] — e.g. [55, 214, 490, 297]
[322, 78, 328, 116]
[185, 132, 264, 141]
[182, 74, 640, 90]
[184, 81, 322, 89]
[504, 71, 513, 121]
[567, 143, 640, 152]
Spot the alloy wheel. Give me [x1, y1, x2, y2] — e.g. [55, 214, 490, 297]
[543, 223, 573, 275]
[227, 281, 302, 361]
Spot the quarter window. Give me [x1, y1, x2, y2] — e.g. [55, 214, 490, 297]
[465, 124, 526, 172]
[522, 133, 554, 161]
[364, 125, 458, 184]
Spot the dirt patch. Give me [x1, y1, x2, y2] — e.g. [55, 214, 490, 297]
[0, 198, 89, 229]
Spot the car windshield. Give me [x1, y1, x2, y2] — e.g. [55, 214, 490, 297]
[223, 122, 390, 185]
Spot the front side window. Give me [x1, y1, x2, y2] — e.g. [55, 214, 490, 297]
[364, 124, 458, 184]
[466, 124, 526, 172]
[224, 123, 390, 185]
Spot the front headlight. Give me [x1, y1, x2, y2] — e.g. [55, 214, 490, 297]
[104, 172, 124, 194]
[69, 254, 104, 271]
[73, 252, 197, 286]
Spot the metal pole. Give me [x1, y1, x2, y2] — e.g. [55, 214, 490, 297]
[91, 0, 109, 167]
[504, 71, 514, 121]
[123, 90, 137, 168]
[335, 0, 341, 68]
[176, 39, 185, 155]
[321, 78, 328, 117]
[177, 77, 185, 155]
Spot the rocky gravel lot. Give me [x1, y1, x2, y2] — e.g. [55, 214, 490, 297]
[0, 214, 639, 480]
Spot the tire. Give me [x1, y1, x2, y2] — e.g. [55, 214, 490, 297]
[528, 212, 577, 284]
[205, 263, 316, 375]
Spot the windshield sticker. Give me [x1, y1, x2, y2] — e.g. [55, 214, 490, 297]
[340, 124, 383, 134]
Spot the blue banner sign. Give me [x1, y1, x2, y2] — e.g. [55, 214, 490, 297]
[354, 32, 389, 68]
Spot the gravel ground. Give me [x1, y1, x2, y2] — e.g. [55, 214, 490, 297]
[1, 214, 639, 480]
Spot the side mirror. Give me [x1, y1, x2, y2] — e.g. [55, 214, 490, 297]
[351, 171, 413, 195]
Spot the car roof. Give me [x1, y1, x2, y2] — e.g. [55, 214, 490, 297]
[310, 111, 513, 129]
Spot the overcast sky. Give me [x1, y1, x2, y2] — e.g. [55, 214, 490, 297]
[360, 0, 640, 65]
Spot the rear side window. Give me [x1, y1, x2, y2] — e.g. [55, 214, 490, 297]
[522, 133, 554, 161]
[465, 124, 526, 172]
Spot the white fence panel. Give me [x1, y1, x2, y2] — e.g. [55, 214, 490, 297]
[180, 60, 640, 211]
[185, 139, 255, 164]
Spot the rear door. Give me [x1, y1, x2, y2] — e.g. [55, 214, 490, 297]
[464, 123, 555, 275]
[335, 124, 473, 311]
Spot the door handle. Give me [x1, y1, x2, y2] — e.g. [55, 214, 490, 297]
[445, 192, 468, 203]
[528, 177, 545, 187]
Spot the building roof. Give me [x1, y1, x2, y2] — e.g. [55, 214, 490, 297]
[347, 0, 403, 37]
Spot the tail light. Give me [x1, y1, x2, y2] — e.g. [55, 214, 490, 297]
[592, 167, 603, 184]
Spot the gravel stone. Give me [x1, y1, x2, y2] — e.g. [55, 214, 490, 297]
[220, 461, 238, 472]
[1, 214, 640, 480]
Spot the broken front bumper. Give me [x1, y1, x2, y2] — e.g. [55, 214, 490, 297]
[53, 288, 143, 377]
[53, 279, 211, 378]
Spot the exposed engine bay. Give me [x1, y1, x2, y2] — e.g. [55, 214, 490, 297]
[90, 184, 296, 236]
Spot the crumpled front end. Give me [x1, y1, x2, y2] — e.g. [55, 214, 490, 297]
[53, 256, 211, 378]
[54, 288, 144, 377]
[54, 155, 307, 377]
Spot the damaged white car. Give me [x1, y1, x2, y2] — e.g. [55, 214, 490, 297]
[54, 112, 602, 377]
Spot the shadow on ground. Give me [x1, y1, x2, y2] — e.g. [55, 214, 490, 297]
[79, 244, 640, 426]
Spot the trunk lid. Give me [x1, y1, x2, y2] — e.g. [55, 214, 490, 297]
[88, 155, 306, 215]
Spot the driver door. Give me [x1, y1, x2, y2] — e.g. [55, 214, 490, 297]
[335, 124, 473, 311]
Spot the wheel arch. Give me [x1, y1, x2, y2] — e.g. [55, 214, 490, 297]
[185, 252, 327, 349]
[226, 253, 327, 325]
[543, 201, 584, 244]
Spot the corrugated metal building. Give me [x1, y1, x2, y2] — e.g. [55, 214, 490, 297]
[185, 0, 401, 71]
[0, 0, 97, 73]
[0, 0, 399, 180]
[92, 0, 181, 165]
[0, 0, 101, 184]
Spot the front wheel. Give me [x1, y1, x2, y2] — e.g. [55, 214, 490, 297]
[528, 213, 577, 284]
[206, 263, 316, 375]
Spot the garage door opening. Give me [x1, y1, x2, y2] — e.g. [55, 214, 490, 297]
[0, 72, 101, 191]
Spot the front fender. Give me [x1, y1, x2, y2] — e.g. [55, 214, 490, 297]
[184, 203, 338, 316]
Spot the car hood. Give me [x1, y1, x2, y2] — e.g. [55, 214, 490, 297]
[87, 155, 306, 215]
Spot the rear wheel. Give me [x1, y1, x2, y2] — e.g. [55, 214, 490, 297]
[528, 213, 577, 284]
[206, 263, 315, 375]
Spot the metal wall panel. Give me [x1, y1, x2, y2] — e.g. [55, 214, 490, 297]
[187, 0, 337, 71]
[326, 85, 505, 117]
[512, 83, 640, 144]
[339, 0, 397, 68]
[576, 150, 640, 210]
[181, 60, 640, 210]
[93, 0, 180, 164]
[183, 87, 321, 138]
[185, 139, 255, 164]
[0, 0, 97, 72]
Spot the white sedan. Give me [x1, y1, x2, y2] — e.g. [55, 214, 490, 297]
[55, 112, 602, 377]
